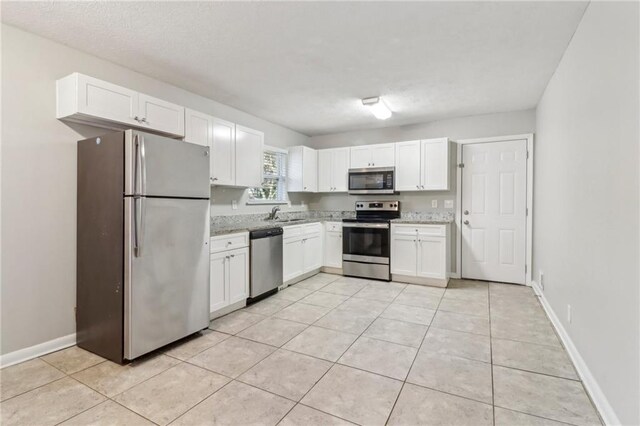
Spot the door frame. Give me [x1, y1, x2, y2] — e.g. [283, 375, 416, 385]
[455, 134, 534, 286]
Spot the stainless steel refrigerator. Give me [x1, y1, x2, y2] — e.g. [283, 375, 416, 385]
[77, 129, 210, 363]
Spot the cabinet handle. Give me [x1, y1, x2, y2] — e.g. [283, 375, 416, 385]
[141, 117, 148, 124]
[464, 220, 470, 225]
[372, 163, 375, 166]
[416, 185, 420, 189]
[421, 185, 424, 189]
[134, 116, 140, 122]
[230, 254, 235, 258]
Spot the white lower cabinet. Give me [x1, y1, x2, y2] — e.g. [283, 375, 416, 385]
[283, 237, 305, 282]
[323, 222, 343, 269]
[210, 232, 249, 317]
[283, 223, 323, 283]
[391, 224, 450, 286]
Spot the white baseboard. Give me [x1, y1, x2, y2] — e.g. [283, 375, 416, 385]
[0, 333, 76, 369]
[449, 272, 461, 279]
[531, 281, 619, 426]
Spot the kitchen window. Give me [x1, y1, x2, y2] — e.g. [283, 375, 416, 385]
[247, 147, 288, 204]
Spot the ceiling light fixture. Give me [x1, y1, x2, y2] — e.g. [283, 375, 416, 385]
[362, 96, 392, 120]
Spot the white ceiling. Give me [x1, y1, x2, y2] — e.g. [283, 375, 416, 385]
[2, 1, 587, 136]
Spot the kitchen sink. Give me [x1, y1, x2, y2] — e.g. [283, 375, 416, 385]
[274, 218, 305, 223]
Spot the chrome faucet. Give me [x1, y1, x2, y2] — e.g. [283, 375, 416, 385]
[267, 206, 280, 220]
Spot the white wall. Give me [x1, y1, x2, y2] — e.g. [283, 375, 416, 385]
[533, 3, 639, 425]
[0, 24, 309, 356]
[308, 109, 535, 149]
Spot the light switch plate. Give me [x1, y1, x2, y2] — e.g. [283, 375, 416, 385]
[232, 200, 238, 210]
[431, 200, 438, 208]
[444, 200, 454, 209]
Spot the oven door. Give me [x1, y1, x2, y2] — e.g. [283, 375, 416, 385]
[348, 167, 395, 194]
[342, 223, 390, 264]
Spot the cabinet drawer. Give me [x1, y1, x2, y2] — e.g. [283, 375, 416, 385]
[392, 224, 447, 237]
[325, 222, 342, 232]
[283, 225, 304, 239]
[210, 232, 249, 253]
[303, 222, 322, 235]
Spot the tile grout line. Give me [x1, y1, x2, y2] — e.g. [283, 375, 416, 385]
[488, 283, 496, 426]
[383, 283, 445, 425]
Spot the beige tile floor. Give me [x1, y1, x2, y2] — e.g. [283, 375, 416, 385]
[0, 274, 603, 426]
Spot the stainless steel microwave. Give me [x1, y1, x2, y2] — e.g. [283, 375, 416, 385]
[348, 167, 395, 194]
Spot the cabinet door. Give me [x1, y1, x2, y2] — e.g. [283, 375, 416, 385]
[370, 143, 396, 167]
[184, 109, 212, 147]
[228, 247, 249, 304]
[331, 148, 350, 192]
[235, 125, 264, 188]
[138, 94, 185, 137]
[303, 234, 323, 272]
[395, 141, 422, 191]
[76, 74, 139, 127]
[211, 118, 236, 186]
[324, 231, 343, 268]
[210, 252, 228, 313]
[302, 148, 318, 192]
[283, 238, 304, 281]
[417, 236, 446, 279]
[390, 234, 418, 276]
[422, 138, 449, 190]
[317, 150, 332, 192]
[350, 146, 372, 168]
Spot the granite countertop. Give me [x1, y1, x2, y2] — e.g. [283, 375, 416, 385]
[391, 218, 454, 225]
[210, 211, 455, 236]
[210, 216, 342, 236]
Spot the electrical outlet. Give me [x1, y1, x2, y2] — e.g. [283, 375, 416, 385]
[567, 305, 572, 324]
[431, 199, 438, 208]
[539, 271, 544, 290]
[444, 199, 454, 209]
[232, 200, 238, 210]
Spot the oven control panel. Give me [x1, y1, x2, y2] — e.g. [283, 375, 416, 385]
[355, 201, 400, 211]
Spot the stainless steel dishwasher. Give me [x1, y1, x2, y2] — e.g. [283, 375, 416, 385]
[249, 227, 283, 299]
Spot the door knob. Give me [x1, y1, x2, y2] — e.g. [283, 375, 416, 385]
[464, 220, 470, 225]
[464, 210, 469, 215]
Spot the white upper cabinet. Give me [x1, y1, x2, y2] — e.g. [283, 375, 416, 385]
[318, 150, 332, 192]
[138, 94, 185, 137]
[394, 140, 422, 191]
[349, 143, 395, 168]
[318, 147, 350, 192]
[394, 138, 450, 191]
[350, 146, 373, 169]
[370, 143, 396, 167]
[235, 125, 264, 188]
[56, 73, 184, 137]
[185, 111, 263, 188]
[421, 138, 450, 190]
[288, 146, 318, 192]
[184, 109, 212, 147]
[210, 118, 236, 186]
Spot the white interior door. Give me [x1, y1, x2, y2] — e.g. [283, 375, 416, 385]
[461, 140, 527, 284]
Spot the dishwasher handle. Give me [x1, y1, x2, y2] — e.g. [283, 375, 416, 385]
[250, 227, 284, 239]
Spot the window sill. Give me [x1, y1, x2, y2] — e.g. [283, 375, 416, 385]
[246, 200, 290, 206]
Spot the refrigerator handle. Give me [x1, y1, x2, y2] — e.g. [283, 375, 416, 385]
[134, 134, 141, 195]
[134, 134, 147, 196]
[140, 135, 147, 196]
[133, 196, 145, 257]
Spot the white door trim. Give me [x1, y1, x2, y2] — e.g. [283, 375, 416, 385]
[455, 134, 534, 285]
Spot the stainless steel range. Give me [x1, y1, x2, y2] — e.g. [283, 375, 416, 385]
[342, 201, 400, 281]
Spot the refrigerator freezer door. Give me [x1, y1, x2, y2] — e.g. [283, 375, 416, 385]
[124, 197, 210, 360]
[125, 130, 210, 198]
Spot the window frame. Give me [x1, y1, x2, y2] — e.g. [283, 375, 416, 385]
[246, 145, 290, 205]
